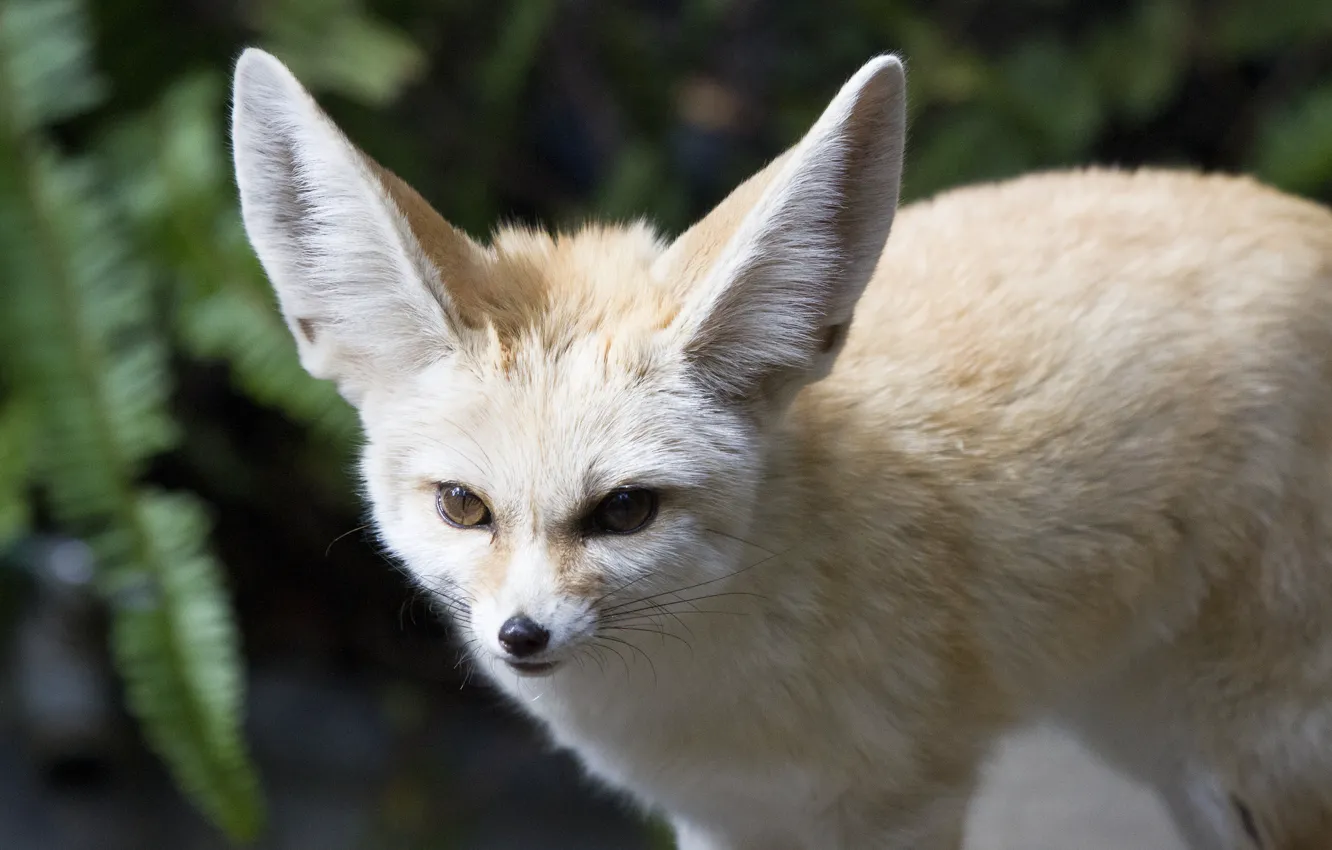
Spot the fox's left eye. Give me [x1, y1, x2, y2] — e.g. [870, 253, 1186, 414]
[436, 483, 492, 529]
[588, 488, 658, 535]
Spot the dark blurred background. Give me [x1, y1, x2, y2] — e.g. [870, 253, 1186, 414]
[0, 0, 1329, 848]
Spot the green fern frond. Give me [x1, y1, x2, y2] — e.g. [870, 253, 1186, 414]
[0, 0, 102, 131]
[0, 0, 264, 840]
[1255, 84, 1332, 196]
[101, 72, 359, 446]
[108, 491, 261, 841]
[181, 286, 361, 444]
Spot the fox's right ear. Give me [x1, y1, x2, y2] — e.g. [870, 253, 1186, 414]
[231, 48, 485, 405]
[656, 55, 906, 409]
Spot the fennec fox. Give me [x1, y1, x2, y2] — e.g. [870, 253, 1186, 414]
[231, 47, 1332, 850]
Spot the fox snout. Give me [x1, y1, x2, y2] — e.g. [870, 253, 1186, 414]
[471, 597, 593, 676]
[468, 548, 602, 675]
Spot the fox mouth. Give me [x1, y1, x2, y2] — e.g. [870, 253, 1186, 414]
[504, 659, 559, 677]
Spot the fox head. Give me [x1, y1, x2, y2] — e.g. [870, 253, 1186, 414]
[231, 49, 906, 676]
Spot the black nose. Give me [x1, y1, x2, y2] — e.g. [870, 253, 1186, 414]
[498, 615, 550, 658]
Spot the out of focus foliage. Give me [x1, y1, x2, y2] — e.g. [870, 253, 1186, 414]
[0, 0, 1328, 843]
[0, 0, 412, 840]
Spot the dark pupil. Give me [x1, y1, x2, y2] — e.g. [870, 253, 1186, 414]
[446, 487, 485, 525]
[600, 491, 649, 531]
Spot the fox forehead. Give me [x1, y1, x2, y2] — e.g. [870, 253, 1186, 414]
[364, 326, 743, 517]
[440, 219, 686, 345]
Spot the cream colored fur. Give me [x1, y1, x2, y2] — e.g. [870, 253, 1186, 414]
[231, 47, 1332, 850]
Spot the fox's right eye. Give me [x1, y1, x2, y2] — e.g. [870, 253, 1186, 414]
[436, 484, 492, 529]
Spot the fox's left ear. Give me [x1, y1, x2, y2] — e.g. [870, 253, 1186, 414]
[231, 48, 486, 405]
[659, 55, 907, 407]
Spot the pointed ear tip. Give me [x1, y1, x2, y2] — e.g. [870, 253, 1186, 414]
[232, 47, 302, 103]
[859, 53, 906, 87]
[235, 47, 278, 81]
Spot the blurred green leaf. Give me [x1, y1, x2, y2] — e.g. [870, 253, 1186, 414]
[901, 109, 1034, 202]
[180, 284, 360, 445]
[0, 0, 103, 131]
[596, 141, 664, 220]
[96, 67, 359, 445]
[1089, 0, 1188, 120]
[1000, 38, 1103, 159]
[0, 1, 264, 839]
[255, 0, 426, 106]
[479, 0, 555, 109]
[1255, 84, 1332, 194]
[109, 491, 263, 843]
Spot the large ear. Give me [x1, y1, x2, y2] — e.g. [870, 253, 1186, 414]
[658, 55, 907, 406]
[231, 48, 486, 405]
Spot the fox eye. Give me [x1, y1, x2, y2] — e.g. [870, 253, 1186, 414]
[436, 484, 492, 529]
[588, 488, 658, 535]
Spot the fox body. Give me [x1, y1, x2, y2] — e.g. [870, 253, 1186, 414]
[231, 49, 1332, 849]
